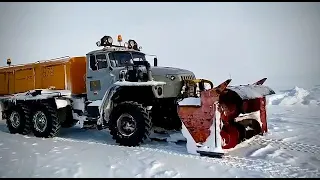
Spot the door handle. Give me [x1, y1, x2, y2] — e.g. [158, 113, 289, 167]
[87, 76, 93, 79]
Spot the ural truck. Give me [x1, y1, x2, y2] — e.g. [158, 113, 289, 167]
[0, 35, 275, 156]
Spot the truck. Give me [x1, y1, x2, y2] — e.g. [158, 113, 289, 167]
[0, 35, 275, 156]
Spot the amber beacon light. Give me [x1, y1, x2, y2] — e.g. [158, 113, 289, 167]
[117, 35, 123, 42]
[6, 58, 11, 66]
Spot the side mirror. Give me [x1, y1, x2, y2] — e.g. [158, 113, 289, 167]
[153, 57, 158, 67]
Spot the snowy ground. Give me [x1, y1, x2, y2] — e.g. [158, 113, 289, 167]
[0, 86, 320, 178]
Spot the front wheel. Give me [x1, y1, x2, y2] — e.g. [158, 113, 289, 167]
[109, 101, 152, 147]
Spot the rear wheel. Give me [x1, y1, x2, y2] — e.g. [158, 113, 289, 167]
[109, 101, 152, 146]
[220, 124, 240, 149]
[32, 102, 61, 138]
[6, 104, 32, 135]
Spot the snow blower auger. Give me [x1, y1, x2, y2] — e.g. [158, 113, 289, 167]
[177, 78, 275, 158]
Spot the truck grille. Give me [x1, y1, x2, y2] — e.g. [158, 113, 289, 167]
[180, 75, 195, 80]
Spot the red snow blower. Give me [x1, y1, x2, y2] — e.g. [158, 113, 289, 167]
[177, 78, 275, 157]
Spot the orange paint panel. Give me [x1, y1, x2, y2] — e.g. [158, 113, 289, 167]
[69, 57, 87, 95]
[41, 64, 66, 90]
[14, 68, 35, 93]
[0, 56, 87, 95]
[8, 72, 15, 94]
[0, 73, 8, 95]
[34, 63, 43, 89]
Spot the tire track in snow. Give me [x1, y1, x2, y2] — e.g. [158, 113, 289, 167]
[269, 120, 320, 128]
[247, 136, 320, 155]
[51, 137, 320, 178]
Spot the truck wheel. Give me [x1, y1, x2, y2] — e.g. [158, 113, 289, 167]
[32, 102, 61, 138]
[6, 104, 32, 135]
[109, 101, 152, 146]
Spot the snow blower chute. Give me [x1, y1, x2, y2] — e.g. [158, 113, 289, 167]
[178, 78, 275, 157]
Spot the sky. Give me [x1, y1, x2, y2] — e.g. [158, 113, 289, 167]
[0, 2, 319, 91]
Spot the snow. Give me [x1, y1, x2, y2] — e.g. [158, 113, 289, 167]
[0, 89, 72, 102]
[268, 86, 320, 106]
[181, 123, 199, 155]
[0, 85, 320, 178]
[55, 99, 70, 109]
[235, 111, 262, 127]
[178, 97, 201, 106]
[114, 80, 166, 86]
[71, 97, 86, 112]
[198, 105, 224, 154]
[228, 85, 275, 100]
[88, 100, 102, 107]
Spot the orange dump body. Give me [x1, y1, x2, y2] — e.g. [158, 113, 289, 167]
[0, 56, 87, 95]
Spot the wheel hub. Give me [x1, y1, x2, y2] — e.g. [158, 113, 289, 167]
[116, 113, 137, 137]
[9, 111, 20, 128]
[33, 111, 47, 133]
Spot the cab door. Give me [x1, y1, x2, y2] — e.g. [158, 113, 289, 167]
[86, 53, 115, 101]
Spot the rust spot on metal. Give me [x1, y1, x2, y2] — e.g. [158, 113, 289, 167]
[178, 90, 220, 143]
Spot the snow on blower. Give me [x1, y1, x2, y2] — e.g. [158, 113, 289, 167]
[178, 78, 275, 157]
[0, 35, 275, 158]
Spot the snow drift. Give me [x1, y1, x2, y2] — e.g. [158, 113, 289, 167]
[267, 85, 320, 106]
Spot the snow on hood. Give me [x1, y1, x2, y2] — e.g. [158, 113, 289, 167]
[267, 86, 320, 106]
[151, 66, 194, 76]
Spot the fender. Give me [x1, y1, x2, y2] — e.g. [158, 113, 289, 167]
[94, 85, 120, 126]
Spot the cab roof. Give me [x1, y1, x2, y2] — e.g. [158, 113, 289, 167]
[87, 46, 144, 56]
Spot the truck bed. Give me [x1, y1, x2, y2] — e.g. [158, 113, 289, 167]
[0, 56, 87, 96]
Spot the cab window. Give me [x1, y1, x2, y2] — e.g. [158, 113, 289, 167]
[108, 51, 146, 67]
[89, 54, 108, 71]
[96, 54, 108, 70]
[89, 55, 97, 71]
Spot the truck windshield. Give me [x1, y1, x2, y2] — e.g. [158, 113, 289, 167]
[108, 51, 146, 67]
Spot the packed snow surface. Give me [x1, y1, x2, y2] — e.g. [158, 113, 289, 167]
[0, 85, 320, 178]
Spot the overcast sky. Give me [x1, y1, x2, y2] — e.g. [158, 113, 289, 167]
[0, 2, 319, 90]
